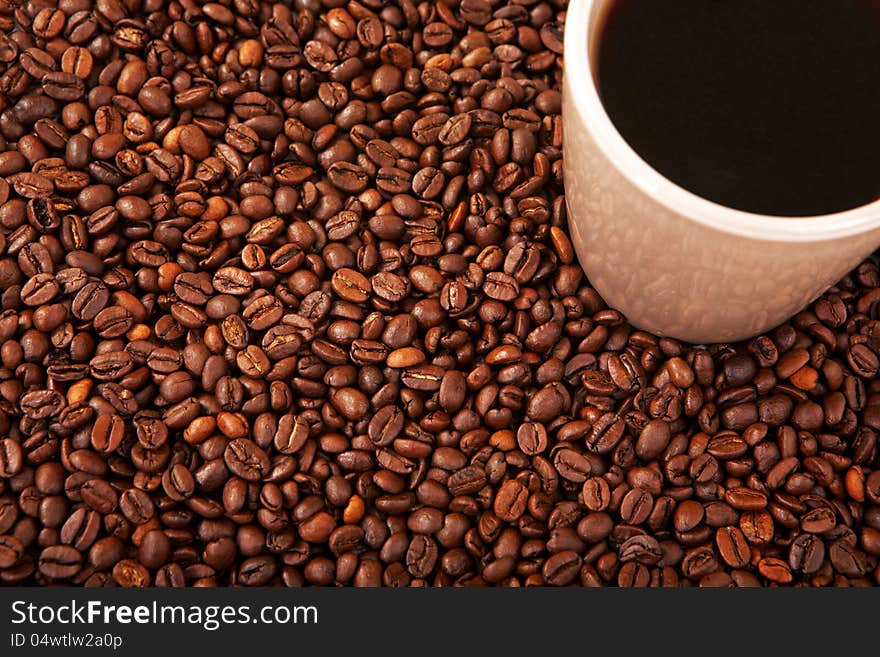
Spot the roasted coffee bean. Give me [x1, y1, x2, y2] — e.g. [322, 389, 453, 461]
[274, 414, 309, 454]
[582, 477, 611, 512]
[715, 526, 751, 568]
[91, 414, 125, 453]
[119, 489, 154, 525]
[372, 272, 408, 303]
[553, 448, 592, 483]
[619, 535, 662, 565]
[0, 535, 24, 569]
[224, 439, 270, 482]
[681, 545, 720, 580]
[740, 510, 775, 545]
[332, 268, 371, 303]
[72, 281, 109, 321]
[369, 405, 404, 446]
[789, 533, 825, 574]
[113, 559, 151, 587]
[214, 267, 253, 296]
[517, 422, 548, 456]
[39, 545, 82, 579]
[0, 439, 23, 477]
[21, 273, 59, 306]
[494, 480, 528, 522]
[543, 550, 582, 585]
[81, 478, 118, 514]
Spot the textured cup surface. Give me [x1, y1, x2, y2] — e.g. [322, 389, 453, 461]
[563, 0, 880, 343]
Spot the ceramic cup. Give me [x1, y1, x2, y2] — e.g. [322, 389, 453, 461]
[562, 0, 880, 343]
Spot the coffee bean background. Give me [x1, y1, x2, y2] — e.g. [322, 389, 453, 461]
[0, 0, 878, 587]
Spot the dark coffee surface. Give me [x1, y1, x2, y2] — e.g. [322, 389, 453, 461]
[597, 0, 880, 216]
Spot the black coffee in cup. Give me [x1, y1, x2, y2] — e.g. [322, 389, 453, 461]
[596, 0, 880, 217]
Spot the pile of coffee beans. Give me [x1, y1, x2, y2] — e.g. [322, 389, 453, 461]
[0, 0, 879, 588]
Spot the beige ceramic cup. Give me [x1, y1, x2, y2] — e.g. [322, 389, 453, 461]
[562, 0, 880, 344]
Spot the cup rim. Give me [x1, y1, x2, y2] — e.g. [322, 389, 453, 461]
[564, 0, 880, 243]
